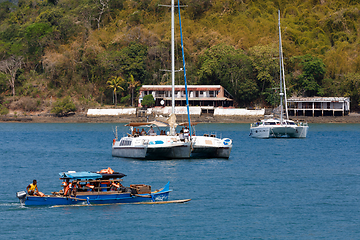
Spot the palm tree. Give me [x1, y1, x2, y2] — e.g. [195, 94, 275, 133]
[128, 74, 141, 107]
[107, 76, 124, 106]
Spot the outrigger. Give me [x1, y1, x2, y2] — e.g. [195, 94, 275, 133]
[16, 168, 188, 206]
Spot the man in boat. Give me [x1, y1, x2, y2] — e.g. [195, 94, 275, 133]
[183, 126, 190, 141]
[179, 129, 185, 142]
[148, 126, 156, 136]
[140, 128, 146, 136]
[26, 180, 44, 196]
[27, 180, 39, 196]
[68, 181, 78, 197]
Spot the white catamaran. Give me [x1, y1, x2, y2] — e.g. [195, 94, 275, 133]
[176, 1, 232, 158]
[112, 0, 191, 159]
[250, 10, 309, 139]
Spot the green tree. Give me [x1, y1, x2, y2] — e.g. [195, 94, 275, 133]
[291, 54, 326, 97]
[51, 96, 76, 116]
[340, 73, 360, 110]
[248, 45, 279, 106]
[197, 44, 257, 106]
[107, 76, 124, 106]
[141, 94, 154, 108]
[128, 74, 141, 107]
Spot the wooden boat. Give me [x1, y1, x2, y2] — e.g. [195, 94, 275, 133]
[16, 168, 174, 206]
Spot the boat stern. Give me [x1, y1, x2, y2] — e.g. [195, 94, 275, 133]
[16, 191, 27, 205]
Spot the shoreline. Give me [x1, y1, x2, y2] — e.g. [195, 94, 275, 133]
[0, 113, 360, 124]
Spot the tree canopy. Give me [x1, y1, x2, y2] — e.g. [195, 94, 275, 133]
[0, 0, 360, 111]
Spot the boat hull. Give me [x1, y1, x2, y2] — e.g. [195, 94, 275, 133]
[146, 142, 191, 159]
[250, 125, 309, 138]
[20, 182, 172, 206]
[112, 136, 191, 159]
[191, 146, 232, 158]
[112, 146, 147, 159]
[191, 136, 232, 158]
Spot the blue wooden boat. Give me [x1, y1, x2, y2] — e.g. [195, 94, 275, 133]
[16, 169, 172, 206]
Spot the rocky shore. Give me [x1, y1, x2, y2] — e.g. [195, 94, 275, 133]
[0, 112, 359, 124]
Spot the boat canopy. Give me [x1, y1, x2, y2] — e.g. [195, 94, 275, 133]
[59, 171, 127, 180]
[125, 120, 169, 128]
[59, 171, 102, 180]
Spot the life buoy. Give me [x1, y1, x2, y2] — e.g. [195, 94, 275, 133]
[223, 138, 232, 146]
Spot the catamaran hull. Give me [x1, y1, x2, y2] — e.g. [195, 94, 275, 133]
[112, 146, 147, 159]
[191, 146, 232, 159]
[250, 126, 309, 138]
[146, 143, 191, 159]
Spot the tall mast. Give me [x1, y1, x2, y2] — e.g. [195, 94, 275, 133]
[281, 48, 289, 120]
[171, 0, 175, 115]
[278, 10, 284, 123]
[178, 0, 192, 137]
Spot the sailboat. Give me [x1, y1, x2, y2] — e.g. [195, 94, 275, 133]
[111, 0, 191, 159]
[249, 10, 309, 139]
[177, 1, 233, 158]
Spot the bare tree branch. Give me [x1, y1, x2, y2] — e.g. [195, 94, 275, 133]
[0, 56, 24, 96]
[94, 0, 109, 29]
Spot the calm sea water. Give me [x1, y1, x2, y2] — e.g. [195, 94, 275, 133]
[1, 122, 360, 239]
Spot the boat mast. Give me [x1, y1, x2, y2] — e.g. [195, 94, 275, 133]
[159, 0, 176, 136]
[171, 0, 175, 117]
[281, 46, 289, 120]
[278, 10, 284, 124]
[178, 0, 192, 137]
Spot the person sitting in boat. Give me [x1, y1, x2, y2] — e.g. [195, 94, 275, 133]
[68, 181, 78, 197]
[148, 126, 156, 136]
[86, 183, 95, 191]
[27, 180, 39, 196]
[110, 181, 124, 191]
[132, 128, 137, 136]
[136, 129, 140, 136]
[140, 128, 146, 136]
[26, 179, 45, 197]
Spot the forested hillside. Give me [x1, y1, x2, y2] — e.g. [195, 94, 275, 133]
[1, 0, 360, 115]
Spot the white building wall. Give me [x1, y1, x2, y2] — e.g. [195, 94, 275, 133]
[214, 108, 265, 116]
[87, 108, 137, 116]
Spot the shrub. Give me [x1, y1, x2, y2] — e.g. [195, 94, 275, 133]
[0, 104, 9, 115]
[141, 94, 155, 108]
[51, 96, 76, 116]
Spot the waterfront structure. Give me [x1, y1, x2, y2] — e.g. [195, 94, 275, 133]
[139, 85, 234, 108]
[287, 97, 350, 117]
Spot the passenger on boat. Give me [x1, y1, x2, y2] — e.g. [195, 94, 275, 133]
[137, 129, 140, 136]
[27, 180, 40, 196]
[179, 129, 185, 142]
[184, 126, 190, 141]
[148, 126, 156, 136]
[86, 183, 95, 191]
[110, 181, 124, 191]
[132, 128, 137, 136]
[68, 181, 77, 197]
[61, 179, 70, 195]
[141, 128, 146, 136]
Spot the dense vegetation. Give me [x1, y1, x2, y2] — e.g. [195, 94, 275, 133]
[0, 0, 360, 114]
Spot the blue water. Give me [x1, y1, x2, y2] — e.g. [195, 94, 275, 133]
[1, 123, 360, 239]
